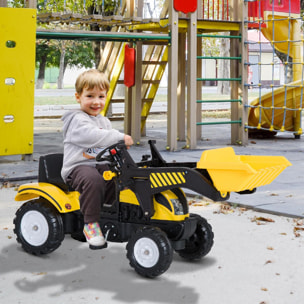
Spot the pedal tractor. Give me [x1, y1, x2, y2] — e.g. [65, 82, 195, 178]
[13, 140, 291, 278]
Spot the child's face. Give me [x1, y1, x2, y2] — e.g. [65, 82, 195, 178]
[75, 86, 107, 116]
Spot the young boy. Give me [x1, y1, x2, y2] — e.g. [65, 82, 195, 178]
[61, 69, 133, 249]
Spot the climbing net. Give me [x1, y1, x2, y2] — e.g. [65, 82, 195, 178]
[245, 0, 303, 138]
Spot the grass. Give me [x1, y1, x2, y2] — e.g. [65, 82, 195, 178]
[35, 96, 76, 105]
[34, 90, 261, 105]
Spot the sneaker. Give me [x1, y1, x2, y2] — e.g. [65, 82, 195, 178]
[83, 222, 107, 250]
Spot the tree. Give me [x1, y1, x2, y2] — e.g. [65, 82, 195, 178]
[35, 40, 59, 89]
[87, 0, 121, 68]
[217, 37, 230, 94]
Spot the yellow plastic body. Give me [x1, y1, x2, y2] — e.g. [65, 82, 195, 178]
[120, 189, 189, 221]
[197, 147, 292, 193]
[15, 183, 80, 213]
[103, 170, 117, 181]
[0, 8, 36, 156]
[15, 183, 188, 222]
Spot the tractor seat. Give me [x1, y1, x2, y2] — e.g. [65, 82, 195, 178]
[38, 153, 69, 192]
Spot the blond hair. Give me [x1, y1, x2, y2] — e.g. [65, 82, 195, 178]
[75, 69, 110, 95]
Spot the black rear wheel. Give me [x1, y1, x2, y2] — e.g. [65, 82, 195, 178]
[176, 214, 214, 260]
[14, 199, 64, 255]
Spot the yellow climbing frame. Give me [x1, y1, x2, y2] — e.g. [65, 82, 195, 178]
[0, 8, 36, 156]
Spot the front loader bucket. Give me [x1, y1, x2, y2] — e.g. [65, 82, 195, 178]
[197, 147, 292, 192]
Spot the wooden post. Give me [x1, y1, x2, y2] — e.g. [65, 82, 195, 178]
[230, 0, 248, 145]
[25, 0, 37, 8]
[130, 0, 143, 143]
[167, 1, 179, 150]
[186, 10, 197, 149]
[196, 37, 202, 140]
[131, 41, 142, 143]
[124, 0, 135, 135]
[0, 0, 7, 7]
[177, 32, 186, 141]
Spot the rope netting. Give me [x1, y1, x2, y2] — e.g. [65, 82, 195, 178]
[245, 0, 303, 137]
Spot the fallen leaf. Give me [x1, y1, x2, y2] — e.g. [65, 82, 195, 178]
[252, 216, 275, 223]
[294, 227, 304, 231]
[219, 203, 234, 214]
[267, 246, 274, 250]
[265, 260, 272, 264]
[261, 287, 268, 292]
[293, 219, 304, 226]
[192, 202, 210, 207]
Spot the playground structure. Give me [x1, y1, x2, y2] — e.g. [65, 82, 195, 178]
[0, 0, 302, 156]
[247, 0, 303, 137]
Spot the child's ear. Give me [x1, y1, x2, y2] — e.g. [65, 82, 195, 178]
[75, 92, 81, 103]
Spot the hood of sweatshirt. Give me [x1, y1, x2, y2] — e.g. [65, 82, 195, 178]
[61, 109, 84, 137]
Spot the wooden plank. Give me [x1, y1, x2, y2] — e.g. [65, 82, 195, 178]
[186, 11, 197, 149]
[178, 32, 186, 141]
[167, 2, 178, 151]
[0, 1, 7, 7]
[230, 0, 248, 145]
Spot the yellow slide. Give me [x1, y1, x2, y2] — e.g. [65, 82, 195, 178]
[248, 11, 302, 135]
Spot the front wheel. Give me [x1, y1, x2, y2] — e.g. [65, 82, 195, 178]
[126, 226, 173, 278]
[176, 214, 214, 260]
[13, 199, 64, 255]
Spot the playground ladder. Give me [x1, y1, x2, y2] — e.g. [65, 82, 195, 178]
[100, 41, 168, 134]
[196, 33, 243, 127]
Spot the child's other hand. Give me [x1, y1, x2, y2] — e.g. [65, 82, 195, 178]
[124, 135, 134, 147]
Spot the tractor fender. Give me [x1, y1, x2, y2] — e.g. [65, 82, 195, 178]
[15, 182, 80, 213]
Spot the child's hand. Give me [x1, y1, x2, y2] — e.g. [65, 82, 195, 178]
[124, 135, 134, 147]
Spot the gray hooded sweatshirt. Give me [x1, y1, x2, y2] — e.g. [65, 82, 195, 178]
[61, 109, 125, 182]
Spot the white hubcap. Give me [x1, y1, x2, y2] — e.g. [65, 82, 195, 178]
[20, 210, 49, 246]
[134, 237, 159, 268]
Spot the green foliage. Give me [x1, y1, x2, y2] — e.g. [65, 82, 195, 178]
[65, 41, 95, 68]
[202, 38, 221, 56]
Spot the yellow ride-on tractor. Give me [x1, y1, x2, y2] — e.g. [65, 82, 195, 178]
[13, 140, 291, 278]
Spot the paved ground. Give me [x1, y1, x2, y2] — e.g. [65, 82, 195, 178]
[0, 107, 304, 304]
[1, 110, 303, 218]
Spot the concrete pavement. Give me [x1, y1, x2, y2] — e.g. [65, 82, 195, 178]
[0, 109, 304, 304]
[0, 109, 303, 218]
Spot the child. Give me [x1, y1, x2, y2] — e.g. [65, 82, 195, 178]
[61, 69, 133, 249]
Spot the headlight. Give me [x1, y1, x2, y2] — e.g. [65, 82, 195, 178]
[171, 199, 184, 215]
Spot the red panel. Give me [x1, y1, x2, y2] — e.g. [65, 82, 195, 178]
[174, 0, 197, 14]
[264, 0, 300, 14]
[124, 45, 135, 88]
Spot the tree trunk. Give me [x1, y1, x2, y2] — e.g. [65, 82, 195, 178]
[57, 42, 66, 89]
[36, 54, 47, 89]
[217, 37, 230, 94]
[275, 50, 293, 83]
[87, 5, 102, 68]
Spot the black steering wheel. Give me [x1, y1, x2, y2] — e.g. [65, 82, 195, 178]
[95, 140, 125, 162]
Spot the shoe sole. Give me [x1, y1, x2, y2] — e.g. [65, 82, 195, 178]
[89, 242, 108, 250]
